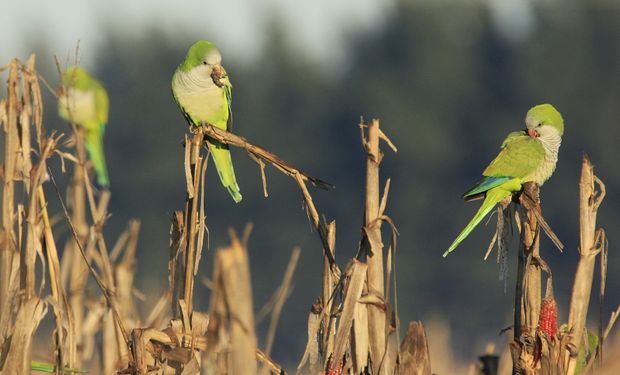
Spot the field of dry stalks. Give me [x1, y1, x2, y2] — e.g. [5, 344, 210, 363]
[0, 56, 618, 375]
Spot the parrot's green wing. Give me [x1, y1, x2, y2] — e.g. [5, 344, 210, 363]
[85, 78, 109, 187]
[462, 176, 512, 201]
[444, 131, 546, 256]
[94, 81, 109, 125]
[84, 122, 109, 187]
[483, 131, 545, 179]
[462, 132, 544, 201]
[208, 75, 242, 202]
[222, 66, 233, 131]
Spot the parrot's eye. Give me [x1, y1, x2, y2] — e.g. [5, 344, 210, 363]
[202, 61, 207, 65]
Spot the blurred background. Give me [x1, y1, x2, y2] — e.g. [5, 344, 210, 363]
[2, 0, 619, 370]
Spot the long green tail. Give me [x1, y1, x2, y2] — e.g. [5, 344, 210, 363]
[443, 186, 513, 257]
[31, 360, 87, 373]
[208, 141, 242, 203]
[84, 125, 109, 188]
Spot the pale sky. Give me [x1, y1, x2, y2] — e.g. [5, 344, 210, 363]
[1, 0, 395, 68]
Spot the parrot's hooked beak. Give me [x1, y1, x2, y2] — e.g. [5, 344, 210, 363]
[211, 64, 224, 87]
[527, 128, 539, 138]
[212, 64, 222, 78]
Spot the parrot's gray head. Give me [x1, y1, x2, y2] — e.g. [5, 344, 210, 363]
[203, 48, 222, 66]
[524, 104, 563, 155]
[182, 40, 222, 73]
[179, 40, 228, 87]
[525, 103, 564, 138]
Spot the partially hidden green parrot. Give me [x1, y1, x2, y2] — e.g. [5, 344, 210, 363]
[58, 66, 110, 188]
[443, 104, 564, 257]
[31, 360, 87, 373]
[171, 40, 242, 203]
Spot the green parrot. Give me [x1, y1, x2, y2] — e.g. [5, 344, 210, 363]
[171, 40, 242, 203]
[443, 104, 564, 257]
[58, 66, 110, 188]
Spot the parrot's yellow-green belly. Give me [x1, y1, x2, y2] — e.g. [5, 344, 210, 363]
[523, 155, 557, 186]
[176, 87, 228, 129]
[58, 89, 97, 128]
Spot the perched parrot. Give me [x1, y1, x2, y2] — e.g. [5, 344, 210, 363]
[443, 104, 564, 257]
[58, 66, 110, 188]
[171, 40, 242, 203]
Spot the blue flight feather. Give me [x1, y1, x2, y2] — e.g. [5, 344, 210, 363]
[462, 176, 512, 200]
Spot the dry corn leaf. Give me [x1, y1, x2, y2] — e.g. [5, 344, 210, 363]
[351, 295, 369, 373]
[297, 304, 322, 373]
[2, 298, 47, 374]
[332, 260, 368, 370]
[399, 321, 432, 375]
